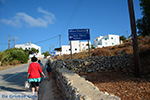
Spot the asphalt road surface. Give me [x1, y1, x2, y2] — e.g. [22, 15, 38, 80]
[0, 59, 48, 92]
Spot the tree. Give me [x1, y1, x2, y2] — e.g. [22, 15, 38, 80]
[1, 48, 28, 65]
[136, 0, 150, 36]
[24, 48, 39, 54]
[91, 45, 95, 49]
[42, 51, 50, 57]
[120, 35, 126, 43]
[31, 48, 39, 53]
[0, 51, 3, 61]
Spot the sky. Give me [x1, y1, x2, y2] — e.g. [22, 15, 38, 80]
[0, 0, 143, 53]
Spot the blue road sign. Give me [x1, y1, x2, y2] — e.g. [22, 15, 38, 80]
[68, 29, 90, 40]
[50, 51, 55, 55]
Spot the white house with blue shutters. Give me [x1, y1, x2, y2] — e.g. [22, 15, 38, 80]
[94, 34, 120, 48]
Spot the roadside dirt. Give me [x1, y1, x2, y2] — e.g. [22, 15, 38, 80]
[0, 64, 23, 71]
[79, 72, 150, 100]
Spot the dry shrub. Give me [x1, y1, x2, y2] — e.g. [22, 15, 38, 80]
[92, 48, 112, 56]
[1, 61, 9, 66]
[139, 44, 150, 52]
[73, 51, 89, 59]
[118, 45, 124, 48]
[9, 60, 20, 65]
[138, 39, 144, 45]
[138, 36, 150, 44]
[113, 49, 125, 55]
[111, 46, 118, 50]
[54, 54, 70, 60]
[124, 42, 132, 47]
[60, 54, 70, 60]
[137, 36, 143, 40]
[123, 47, 133, 54]
[125, 39, 132, 42]
[142, 38, 149, 44]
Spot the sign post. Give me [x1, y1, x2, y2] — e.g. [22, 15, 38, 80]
[70, 41, 72, 62]
[68, 29, 90, 61]
[50, 51, 55, 58]
[88, 40, 90, 57]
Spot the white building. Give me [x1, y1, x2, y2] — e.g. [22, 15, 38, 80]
[55, 41, 92, 55]
[79, 41, 91, 51]
[15, 42, 43, 58]
[61, 41, 80, 55]
[94, 34, 120, 48]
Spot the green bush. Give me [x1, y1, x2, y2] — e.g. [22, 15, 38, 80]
[0, 51, 3, 61]
[1, 48, 28, 65]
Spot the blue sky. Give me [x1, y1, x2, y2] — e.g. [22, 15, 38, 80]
[0, 0, 143, 53]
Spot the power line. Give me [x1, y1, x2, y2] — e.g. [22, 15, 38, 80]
[34, 35, 59, 44]
[0, 35, 59, 46]
[61, 0, 84, 35]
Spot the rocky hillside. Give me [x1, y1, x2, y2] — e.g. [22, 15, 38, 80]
[54, 35, 150, 60]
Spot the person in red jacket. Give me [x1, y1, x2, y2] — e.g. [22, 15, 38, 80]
[27, 57, 46, 94]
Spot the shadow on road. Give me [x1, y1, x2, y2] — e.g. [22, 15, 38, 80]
[0, 86, 24, 91]
[0, 72, 28, 91]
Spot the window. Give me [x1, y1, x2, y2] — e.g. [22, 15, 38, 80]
[105, 43, 107, 45]
[105, 38, 107, 40]
[98, 43, 100, 45]
[111, 37, 113, 39]
[69, 49, 71, 51]
[75, 48, 77, 51]
[96, 39, 98, 41]
[29, 47, 30, 50]
[112, 43, 114, 45]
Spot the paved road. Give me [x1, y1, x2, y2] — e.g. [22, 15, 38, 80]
[0, 59, 48, 92]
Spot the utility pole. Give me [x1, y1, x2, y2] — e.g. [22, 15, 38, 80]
[59, 34, 61, 55]
[8, 35, 15, 49]
[128, 0, 140, 78]
[52, 45, 54, 50]
[8, 35, 10, 49]
[59, 34, 61, 48]
[49, 46, 51, 52]
[13, 38, 15, 48]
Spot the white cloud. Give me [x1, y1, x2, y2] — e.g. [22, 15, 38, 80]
[0, 18, 21, 27]
[0, 7, 56, 27]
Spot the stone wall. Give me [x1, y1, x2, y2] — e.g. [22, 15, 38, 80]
[53, 61, 120, 100]
[62, 54, 134, 75]
[55, 54, 150, 78]
[51, 53, 150, 99]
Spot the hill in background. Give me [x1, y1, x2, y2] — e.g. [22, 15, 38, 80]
[54, 35, 150, 60]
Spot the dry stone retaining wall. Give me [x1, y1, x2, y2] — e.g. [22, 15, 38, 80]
[51, 53, 150, 99]
[53, 64, 120, 100]
[56, 54, 150, 78]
